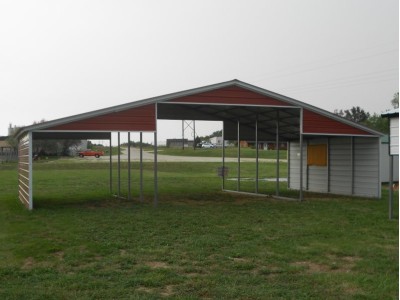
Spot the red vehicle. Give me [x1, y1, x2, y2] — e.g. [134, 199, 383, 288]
[78, 149, 104, 158]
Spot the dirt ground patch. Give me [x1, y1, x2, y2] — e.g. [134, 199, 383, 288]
[292, 255, 360, 274]
[145, 261, 170, 269]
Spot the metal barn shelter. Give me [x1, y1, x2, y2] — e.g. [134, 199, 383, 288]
[16, 80, 382, 210]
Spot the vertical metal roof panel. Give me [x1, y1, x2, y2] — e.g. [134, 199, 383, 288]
[303, 109, 373, 136]
[168, 86, 293, 106]
[46, 104, 156, 131]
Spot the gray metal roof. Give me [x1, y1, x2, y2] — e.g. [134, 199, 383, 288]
[381, 108, 399, 118]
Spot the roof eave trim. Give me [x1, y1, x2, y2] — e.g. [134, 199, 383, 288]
[16, 79, 241, 138]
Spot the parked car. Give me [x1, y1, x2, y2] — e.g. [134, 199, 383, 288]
[201, 142, 215, 149]
[78, 149, 104, 158]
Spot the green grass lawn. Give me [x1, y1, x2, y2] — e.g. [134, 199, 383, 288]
[0, 161, 398, 299]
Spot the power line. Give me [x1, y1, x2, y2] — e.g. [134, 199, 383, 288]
[280, 76, 398, 95]
[251, 48, 398, 83]
[279, 68, 398, 92]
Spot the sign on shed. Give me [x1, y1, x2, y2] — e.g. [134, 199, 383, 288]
[389, 116, 399, 155]
[382, 109, 399, 156]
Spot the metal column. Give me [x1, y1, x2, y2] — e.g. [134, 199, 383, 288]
[299, 109, 304, 201]
[140, 132, 144, 202]
[327, 137, 331, 193]
[237, 120, 241, 191]
[154, 131, 158, 207]
[389, 155, 393, 220]
[276, 111, 280, 196]
[109, 135, 112, 193]
[255, 118, 259, 194]
[128, 132, 131, 200]
[351, 137, 355, 195]
[193, 120, 196, 150]
[118, 132, 121, 198]
[182, 120, 184, 150]
[306, 140, 309, 190]
[222, 122, 225, 190]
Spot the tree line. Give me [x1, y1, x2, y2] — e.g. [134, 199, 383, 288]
[333, 92, 398, 134]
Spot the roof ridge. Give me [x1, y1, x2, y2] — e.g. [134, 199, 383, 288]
[16, 79, 382, 138]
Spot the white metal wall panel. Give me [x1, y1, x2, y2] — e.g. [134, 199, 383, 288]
[288, 141, 307, 190]
[329, 137, 353, 195]
[354, 137, 380, 197]
[307, 139, 328, 192]
[380, 143, 399, 182]
[287, 136, 380, 198]
[389, 117, 399, 155]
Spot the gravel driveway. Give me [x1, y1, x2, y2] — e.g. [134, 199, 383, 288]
[114, 147, 285, 163]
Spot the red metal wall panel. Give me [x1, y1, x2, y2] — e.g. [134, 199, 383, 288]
[48, 104, 156, 131]
[303, 110, 372, 135]
[170, 86, 293, 106]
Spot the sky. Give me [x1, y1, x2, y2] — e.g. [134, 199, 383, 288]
[0, 0, 398, 144]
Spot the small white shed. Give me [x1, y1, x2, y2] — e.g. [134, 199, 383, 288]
[382, 109, 399, 156]
[380, 135, 399, 182]
[381, 108, 399, 219]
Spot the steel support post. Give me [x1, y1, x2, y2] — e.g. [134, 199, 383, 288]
[276, 111, 280, 196]
[118, 132, 121, 198]
[128, 132, 131, 200]
[154, 131, 158, 207]
[287, 141, 291, 189]
[255, 118, 259, 194]
[140, 132, 144, 202]
[299, 133, 304, 201]
[193, 120, 196, 150]
[299, 108, 304, 201]
[389, 155, 393, 220]
[109, 135, 112, 193]
[182, 120, 184, 150]
[306, 140, 309, 190]
[237, 120, 240, 191]
[327, 137, 331, 193]
[222, 122, 225, 190]
[351, 137, 355, 195]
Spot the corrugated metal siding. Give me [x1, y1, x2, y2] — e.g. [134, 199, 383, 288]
[329, 137, 352, 195]
[170, 86, 293, 106]
[289, 137, 380, 197]
[380, 143, 399, 182]
[354, 137, 380, 197]
[48, 104, 156, 131]
[288, 142, 306, 190]
[303, 110, 372, 136]
[389, 117, 399, 155]
[307, 139, 328, 192]
[18, 133, 31, 209]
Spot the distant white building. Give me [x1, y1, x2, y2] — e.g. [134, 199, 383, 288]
[8, 123, 18, 136]
[166, 138, 193, 148]
[210, 136, 223, 145]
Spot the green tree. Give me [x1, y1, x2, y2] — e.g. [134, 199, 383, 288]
[194, 136, 201, 149]
[334, 106, 370, 123]
[391, 92, 399, 108]
[5, 135, 18, 150]
[364, 113, 389, 134]
[334, 105, 390, 133]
